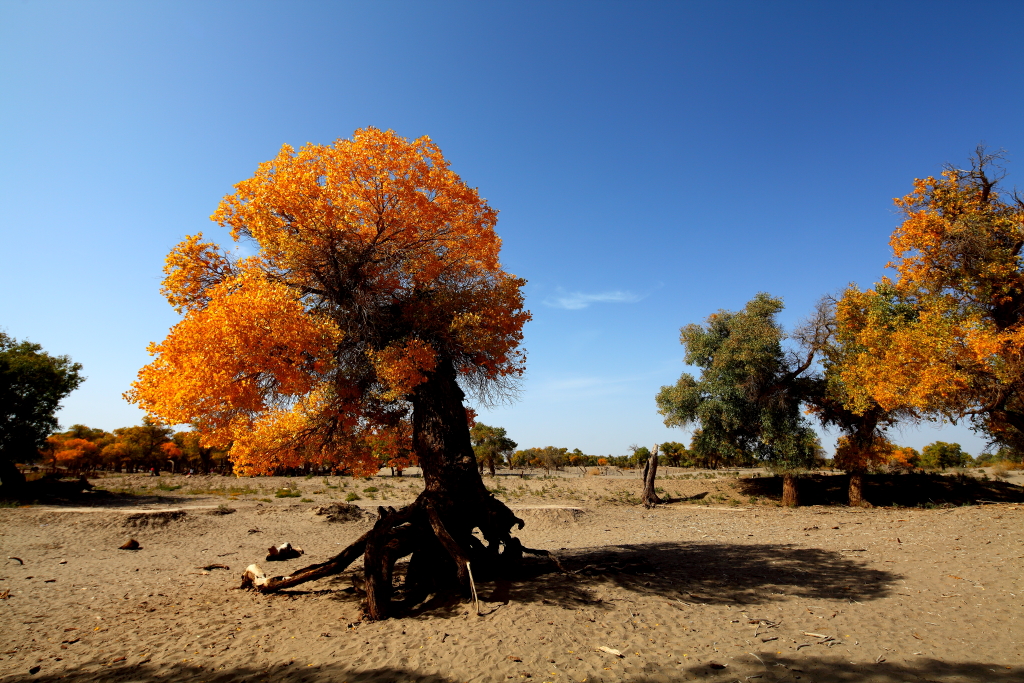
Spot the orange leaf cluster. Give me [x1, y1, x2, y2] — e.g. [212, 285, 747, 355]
[128, 128, 529, 475]
[836, 158, 1024, 433]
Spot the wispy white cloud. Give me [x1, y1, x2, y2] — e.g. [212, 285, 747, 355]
[542, 288, 643, 310]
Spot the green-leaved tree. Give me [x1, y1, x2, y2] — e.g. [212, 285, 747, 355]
[656, 293, 820, 505]
[0, 333, 84, 489]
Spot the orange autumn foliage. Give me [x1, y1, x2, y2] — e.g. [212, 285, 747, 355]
[128, 128, 529, 475]
[50, 437, 98, 469]
[832, 434, 891, 473]
[833, 435, 914, 473]
[837, 149, 1024, 448]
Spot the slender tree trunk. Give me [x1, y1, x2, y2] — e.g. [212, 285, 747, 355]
[781, 472, 799, 507]
[641, 444, 661, 508]
[848, 470, 871, 507]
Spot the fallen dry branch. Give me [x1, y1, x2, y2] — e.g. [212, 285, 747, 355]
[241, 529, 372, 593]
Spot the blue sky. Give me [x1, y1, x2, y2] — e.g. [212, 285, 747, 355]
[2, 1, 1023, 457]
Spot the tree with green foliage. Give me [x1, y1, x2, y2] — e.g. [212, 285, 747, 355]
[111, 417, 174, 473]
[627, 445, 650, 469]
[656, 293, 820, 505]
[469, 423, 517, 476]
[0, 332, 84, 489]
[919, 441, 971, 470]
[659, 441, 689, 467]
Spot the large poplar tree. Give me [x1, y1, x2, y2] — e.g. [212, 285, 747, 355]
[129, 129, 534, 619]
[838, 148, 1024, 453]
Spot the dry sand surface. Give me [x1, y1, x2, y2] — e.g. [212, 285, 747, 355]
[1, 470, 1023, 683]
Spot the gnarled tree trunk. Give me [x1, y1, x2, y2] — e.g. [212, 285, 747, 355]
[781, 472, 799, 507]
[242, 359, 537, 620]
[641, 444, 661, 508]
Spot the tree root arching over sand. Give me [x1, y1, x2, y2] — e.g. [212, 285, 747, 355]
[240, 491, 559, 620]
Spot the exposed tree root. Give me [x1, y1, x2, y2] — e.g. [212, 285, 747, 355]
[239, 491, 555, 620]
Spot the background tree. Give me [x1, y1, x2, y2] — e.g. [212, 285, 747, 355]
[659, 441, 688, 467]
[112, 418, 174, 473]
[128, 128, 532, 619]
[919, 441, 971, 470]
[0, 332, 84, 489]
[366, 422, 416, 477]
[627, 444, 650, 469]
[838, 148, 1024, 452]
[656, 293, 820, 506]
[172, 429, 231, 474]
[470, 422, 516, 476]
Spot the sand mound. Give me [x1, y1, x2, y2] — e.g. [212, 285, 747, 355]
[511, 505, 588, 530]
[122, 510, 188, 528]
[312, 502, 370, 523]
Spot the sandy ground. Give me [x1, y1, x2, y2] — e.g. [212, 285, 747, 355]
[1, 471, 1023, 683]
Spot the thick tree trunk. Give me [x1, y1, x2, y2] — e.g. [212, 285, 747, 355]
[848, 470, 871, 507]
[246, 358, 535, 620]
[781, 472, 799, 507]
[641, 444, 661, 508]
[0, 459, 26, 492]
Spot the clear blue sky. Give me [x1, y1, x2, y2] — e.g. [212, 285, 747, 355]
[3, 1, 1023, 457]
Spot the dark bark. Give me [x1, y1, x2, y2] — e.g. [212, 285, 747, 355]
[782, 473, 799, 507]
[641, 444, 661, 508]
[0, 459, 26, 491]
[245, 358, 533, 620]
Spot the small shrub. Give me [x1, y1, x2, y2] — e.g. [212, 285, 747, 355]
[363, 486, 379, 493]
[257, 497, 273, 503]
[300, 497, 314, 503]
[157, 483, 182, 491]
[993, 460, 1022, 479]
[275, 488, 301, 498]
[346, 492, 361, 502]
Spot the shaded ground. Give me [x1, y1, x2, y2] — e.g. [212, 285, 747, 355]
[11, 656, 1024, 683]
[0, 476, 191, 508]
[737, 472, 1024, 507]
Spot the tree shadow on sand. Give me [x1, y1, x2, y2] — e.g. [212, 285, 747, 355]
[737, 472, 1024, 507]
[0, 477, 197, 509]
[8, 653, 1020, 683]
[502, 541, 898, 607]
[674, 654, 1022, 683]
[285, 540, 899, 617]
